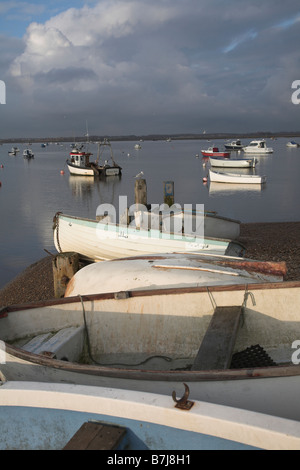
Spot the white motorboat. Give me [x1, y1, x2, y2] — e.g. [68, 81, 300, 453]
[209, 156, 256, 168]
[243, 140, 273, 154]
[224, 140, 243, 150]
[209, 169, 266, 184]
[286, 141, 300, 148]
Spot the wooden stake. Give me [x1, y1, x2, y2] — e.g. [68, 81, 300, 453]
[52, 252, 79, 298]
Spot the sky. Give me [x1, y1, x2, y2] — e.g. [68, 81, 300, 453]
[1, 0, 300, 138]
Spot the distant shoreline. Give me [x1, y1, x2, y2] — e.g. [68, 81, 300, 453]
[1, 131, 300, 144]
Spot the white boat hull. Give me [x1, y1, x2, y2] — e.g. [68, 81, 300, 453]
[53, 213, 244, 261]
[209, 157, 256, 168]
[67, 163, 96, 176]
[64, 253, 286, 296]
[209, 169, 266, 184]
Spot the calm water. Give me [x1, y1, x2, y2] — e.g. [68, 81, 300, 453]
[1, 137, 300, 288]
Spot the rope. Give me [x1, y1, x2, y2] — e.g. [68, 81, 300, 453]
[79, 294, 172, 367]
[206, 287, 217, 309]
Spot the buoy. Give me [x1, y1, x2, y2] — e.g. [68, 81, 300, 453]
[0, 181, 2, 187]
[203, 177, 208, 183]
[0, 164, 3, 168]
[60, 170, 65, 175]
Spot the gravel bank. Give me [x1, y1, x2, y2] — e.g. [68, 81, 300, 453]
[0, 222, 300, 308]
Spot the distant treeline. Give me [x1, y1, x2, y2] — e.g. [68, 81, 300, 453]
[1, 131, 300, 144]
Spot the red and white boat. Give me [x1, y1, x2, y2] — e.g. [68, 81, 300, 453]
[201, 146, 230, 157]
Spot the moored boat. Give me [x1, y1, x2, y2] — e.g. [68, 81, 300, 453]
[201, 146, 230, 157]
[224, 140, 243, 150]
[53, 212, 245, 261]
[243, 140, 273, 154]
[23, 148, 34, 158]
[209, 156, 256, 168]
[8, 147, 19, 156]
[67, 139, 122, 177]
[1, 280, 300, 425]
[209, 169, 266, 184]
[286, 141, 300, 148]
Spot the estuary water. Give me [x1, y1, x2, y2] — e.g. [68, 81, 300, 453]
[1, 137, 300, 288]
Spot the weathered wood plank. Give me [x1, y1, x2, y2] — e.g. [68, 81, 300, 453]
[63, 422, 127, 450]
[191, 306, 242, 371]
[52, 252, 79, 298]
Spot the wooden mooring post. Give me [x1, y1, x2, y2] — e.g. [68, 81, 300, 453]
[163, 181, 174, 206]
[134, 178, 147, 207]
[52, 252, 79, 298]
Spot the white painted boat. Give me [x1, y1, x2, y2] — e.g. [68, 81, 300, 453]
[134, 206, 241, 239]
[53, 212, 245, 261]
[286, 141, 300, 148]
[67, 140, 122, 177]
[134, 144, 141, 149]
[209, 156, 256, 168]
[243, 140, 273, 154]
[2, 280, 300, 424]
[1, 381, 299, 450]
[64, 253, 286, 296]
[209, 169, 266, 184]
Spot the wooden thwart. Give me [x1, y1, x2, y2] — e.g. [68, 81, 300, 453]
[191, 306, 242, 371]
[63, 422, 127, 450]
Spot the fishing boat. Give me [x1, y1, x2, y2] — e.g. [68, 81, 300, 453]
[1, 280, 300, 426]
[243, 140, 273, 154]
[224, 140, 243, 150]
[67, 139, 122, 177]
[53, 212, 245, 261]
[209, 169, 266, 184]
[64, 253, 287, 296]
[0, 381, 299, 450]
[209, 156, 256, 168]
[201, 146, 230, 157]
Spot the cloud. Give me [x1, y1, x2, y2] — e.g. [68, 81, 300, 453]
[2, 0, 300, 137]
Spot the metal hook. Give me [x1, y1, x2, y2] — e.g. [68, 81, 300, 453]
[172, 383, 194, 410]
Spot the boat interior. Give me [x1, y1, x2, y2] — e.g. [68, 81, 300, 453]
[2, 283, 300, 372]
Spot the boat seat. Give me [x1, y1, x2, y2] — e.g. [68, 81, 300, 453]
[22, 325, 85, 362]
[191, 306, 242, 370]
[63, 422, 127, 450]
